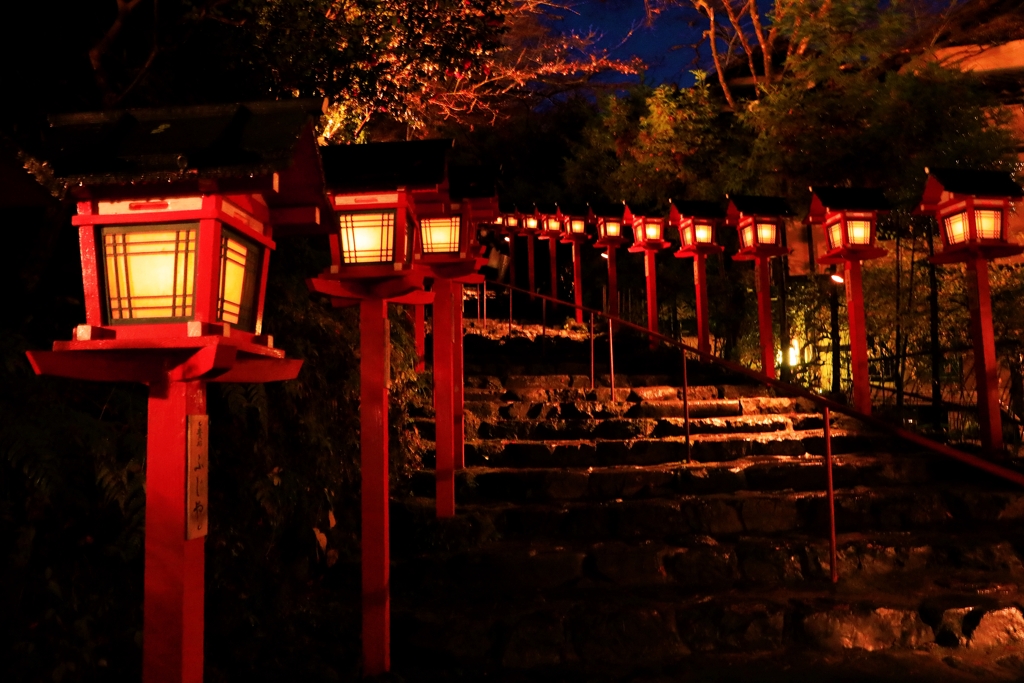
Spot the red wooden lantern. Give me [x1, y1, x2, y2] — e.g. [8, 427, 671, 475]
[627, 208, 671, 341]
[727, 195, 793, 379]
[809, 187, 890, 415]
[918, 167, 1024, 453]
[306, 138, 452, 676]
[559, 207, 591, 324]
[671, 200, 726, 356]
[591, 203, 628, 319]
[412, 185, 482, 522]
[26, 100, 318, 683]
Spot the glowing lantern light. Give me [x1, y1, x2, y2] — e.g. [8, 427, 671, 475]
[419, 215, 463, 254]
[339, 211, 397, 263]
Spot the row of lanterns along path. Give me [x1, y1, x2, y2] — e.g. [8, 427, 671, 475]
[22, 96, 1024, 681]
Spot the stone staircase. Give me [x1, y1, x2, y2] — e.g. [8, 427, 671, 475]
[387, 330, 1024, 681]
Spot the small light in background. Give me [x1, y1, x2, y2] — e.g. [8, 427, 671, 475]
[504, 236, 510, 242]
[788, 338, 800, 367]
[601, 252, 609, 259]
[830, 274, 844, 284]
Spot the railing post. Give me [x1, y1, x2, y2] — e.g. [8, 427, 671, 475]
[608, 317, 615, 399]
[589, 312, 595, 391]
[682, 349, 691, 464]
[824, 406, 838, 584]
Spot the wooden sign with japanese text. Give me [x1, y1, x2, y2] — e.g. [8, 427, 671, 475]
[186, 415, 209, 540]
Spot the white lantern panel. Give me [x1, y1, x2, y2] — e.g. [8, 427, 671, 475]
[340, 211, 396, 264]
[976, 210, 1002, 240]
[756, 222, 777, 245]
[604, 220, 621, 238]
[694, 224, 713, 244]
[103, 223, 198, 321]
[421, 216, 462, 254]
[740, 225, 754, 249]
[944, 211, 968, 245]
[569, 219, 586, 234]
[827, 222, 843, 250]
[847, 220, 871, 245]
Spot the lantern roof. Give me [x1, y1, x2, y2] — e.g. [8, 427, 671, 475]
[322, 138, 451, 193]
[669, 199, 726, 222]
[808, 187, 889, 223]
[726, 194, 793, 221]
[43, 100, 327, 202]
[919, 167, 1024, 208]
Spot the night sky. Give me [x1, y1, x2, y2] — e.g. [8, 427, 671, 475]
[550, 0, 710, 86]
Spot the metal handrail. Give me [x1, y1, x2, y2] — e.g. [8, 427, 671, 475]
[488, 281, 1024, 487]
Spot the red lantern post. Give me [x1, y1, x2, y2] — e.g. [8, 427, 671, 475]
[593, 205, 628, 320]
[671, 200, 726, 356]
[560, 209, 590, 324]
[918, 168, 1024, 454]
[627, 208, 671, 342]
[26, 101, 319, 683]
[810, 187, 889, 415]
[307, 183, 425, 676]
[727, 196, 793, 379]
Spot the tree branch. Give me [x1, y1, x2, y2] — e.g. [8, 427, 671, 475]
[89, 0, 146, 106]
[719, 0, 759, 89]
[747, 0, 772, 82]
[696, 2, 736, 110]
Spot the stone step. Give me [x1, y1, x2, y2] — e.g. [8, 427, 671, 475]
[389, 580, 1024, 675]
[394, 486, 1024, 545]
[463, 414, 827, 441]
[464, 384, 782, 404]
[410, 454, 932, 502]
[463, 397, 809, 421]
[446, 430, 875, 468]
[392, 532, 1024, 597]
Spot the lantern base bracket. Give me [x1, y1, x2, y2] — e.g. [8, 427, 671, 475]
[732, 245, 791, 261]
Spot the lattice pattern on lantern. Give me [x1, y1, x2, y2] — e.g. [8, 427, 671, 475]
[524, 217, 539, 230]
[569, 219, 586, 234]
[102, 223, 197, 321]
[756, 222, 777, 245]
[544, 217, 562, 232]
[740, 225, 754, 249]
[976, 210, 1002, 240]
[944, 211, 969, 244]
[827, 221, 842, 250]
[339, 211, 396, 263]
[642, 220, 662, 241]
[420, 216, 461, 254]
[217, 229, 261, 330]
[603, 220, 621, 238]
[847, 220, 871, 245]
